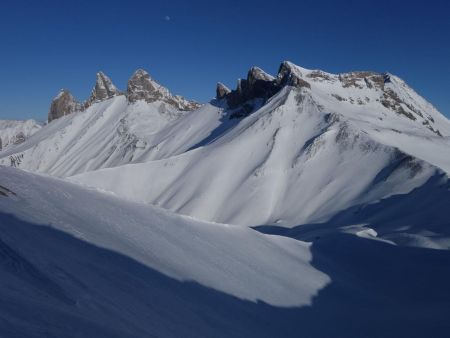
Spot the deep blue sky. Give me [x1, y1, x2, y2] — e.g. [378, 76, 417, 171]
[0, 0, 449, 120]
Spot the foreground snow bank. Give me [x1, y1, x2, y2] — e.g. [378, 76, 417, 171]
[0, 166, 329, 307]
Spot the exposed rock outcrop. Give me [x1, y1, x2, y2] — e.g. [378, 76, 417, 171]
[48, 89, 81, 122]
[276, 61, 311, 89]
[216, 82, 231, 100]
[220, 61, 311, 109]
[85, 72, 121, 108]
[126, 69, 200, 111]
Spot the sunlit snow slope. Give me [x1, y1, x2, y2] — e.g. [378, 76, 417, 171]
[3, 62, 450, 229]
[71, 63, 450, 227]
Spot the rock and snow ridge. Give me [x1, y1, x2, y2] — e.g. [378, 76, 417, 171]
[46, 69, 200, 123]
[84, 71, 122, 108]
[127, 69, 201, 111]
[2, 61, 450, 231]
[67, 61, 450, 232]
[218, 61, 446, 135]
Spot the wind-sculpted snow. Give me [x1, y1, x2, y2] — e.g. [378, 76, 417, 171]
[1, 168, 450, 337]
[0, 166, 329, 307]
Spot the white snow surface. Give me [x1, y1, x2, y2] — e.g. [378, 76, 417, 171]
[0, 166, 329, 307]
[1, 166, 450, 337]
[71, 86, 448, 227]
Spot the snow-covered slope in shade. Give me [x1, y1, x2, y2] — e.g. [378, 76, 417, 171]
[1, 167, 450, 337]
[0, 119, 42, 151]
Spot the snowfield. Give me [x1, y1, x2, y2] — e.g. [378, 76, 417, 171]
[1, 164, 450, 337]
[0, 166, 329, 308]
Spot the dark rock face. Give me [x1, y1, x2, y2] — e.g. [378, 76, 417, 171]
[127, 69, 200, 111]
[276, 61, 311, 89]
[85, 72, 121, 108]
[48, 89, 81, 122]
[221, 61, 311, 110]
[12, 132, 26, 145]
[247, 67, 274, 86]
[216, 83, 231, 100]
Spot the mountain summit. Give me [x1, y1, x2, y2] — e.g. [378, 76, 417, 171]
[85, 71, 122, 108]
[48, 89, 81, 122]
[46, 69, 200, 123]
[127, 69, 200, 110]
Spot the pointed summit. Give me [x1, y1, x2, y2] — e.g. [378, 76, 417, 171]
[127, 68, 170, 103]
[126, 68, 200, 111]
[85, 72, 121, 108]
[221, 66, 278, 108]
[216, 82, 231, 100]
[48, 89, 81, 122]
[247, 67, 275, 86]
[276, 61, 310, 89]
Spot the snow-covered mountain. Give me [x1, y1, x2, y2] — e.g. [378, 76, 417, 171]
[2, 62, 450, 232]
[0, 69, 201, 173]
[67, 62, 450, 230]
[0, 119, 42, 151]
[1, 61, 450, 337]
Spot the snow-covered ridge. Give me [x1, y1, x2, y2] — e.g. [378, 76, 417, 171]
[71, 87, 446, 227]
[127, 69, 201, 111]
[2, 61, 450, 228]
[218, 61, 449, 136]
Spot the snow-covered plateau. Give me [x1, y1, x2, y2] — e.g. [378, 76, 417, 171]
[1, 62, 450, 337]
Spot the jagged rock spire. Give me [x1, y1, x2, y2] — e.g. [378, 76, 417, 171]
[247, 67, 275, 86]
[48, 89, 81, 122]
[276, 61, 310, 88]
[127, 69, 170, 103]
[216, 82, 231, 100]
[218, 61, 311, 110]
[85, 72, 121, 108]
[126, 68, 200, 111]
